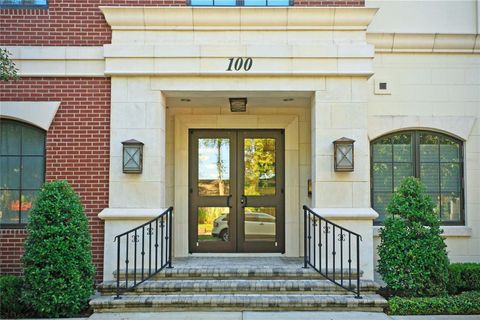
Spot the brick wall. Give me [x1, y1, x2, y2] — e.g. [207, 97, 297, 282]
[0, 0, 364, 46]
[0, 77, 110, 282]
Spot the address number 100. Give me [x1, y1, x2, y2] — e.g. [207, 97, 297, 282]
[226, 57, 253, 71]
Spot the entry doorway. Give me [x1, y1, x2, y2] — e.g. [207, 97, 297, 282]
[189, 129, 285, 253]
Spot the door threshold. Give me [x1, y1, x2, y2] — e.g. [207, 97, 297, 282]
[189, 253, 285, 257]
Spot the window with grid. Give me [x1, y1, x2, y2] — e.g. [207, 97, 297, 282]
[0, 0, 47, 7]
[189, 0, 291, 6]
[371, 131, 464, 225]
[1, 120, 45, 227]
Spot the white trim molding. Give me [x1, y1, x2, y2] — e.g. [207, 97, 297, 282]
[368, 116, 477, 141]
[3, 46, 105, 77]
[98, 208, 167, 220]
[311, 208, 379, 220]
[0, 101, 60, 130]
[367, 33, 480, 53]
[100, 7, 379, 31]
[374, 226, 472, 238]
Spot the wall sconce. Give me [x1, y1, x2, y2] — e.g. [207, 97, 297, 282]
[333, 137, 355, 172]
[122, 139, 144, 174]
[307, 179, 312, 197]
[229, 97, 247, 112]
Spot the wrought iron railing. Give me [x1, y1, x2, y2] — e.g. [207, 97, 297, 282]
[303, 205, 362, 298]
[114, 207, 173, 298]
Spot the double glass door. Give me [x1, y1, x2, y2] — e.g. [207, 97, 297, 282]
[189, 129, 285, 253]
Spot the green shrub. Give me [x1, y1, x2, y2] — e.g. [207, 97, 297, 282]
[377, 177, 450, 297]
[387, 290, 480, 315]
[22, 180, 95, 317]
[448, 263, 480, 294]
[0, 275, 28, 317]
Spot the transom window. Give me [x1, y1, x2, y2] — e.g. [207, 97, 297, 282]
[0, 120, 46, 226]
[371, 130, 464, 225]
[0, 0, 47, 7]
[189, 0, 291, 6]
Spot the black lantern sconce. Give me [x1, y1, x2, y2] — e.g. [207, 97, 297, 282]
[122, 139, 144, 174]
[333, 137, 355, 172]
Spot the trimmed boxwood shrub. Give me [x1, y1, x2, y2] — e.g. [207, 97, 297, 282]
[22, 180, 95, 317]
[448, 263, 480, 294]
[0, 275, 28, 317]
[377, 177, 450, 297]
[388, 290, 480, 315]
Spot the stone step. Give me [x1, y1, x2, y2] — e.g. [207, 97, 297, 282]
[90, 293, 388, 313]
[114, 267, 362, 280]
[98, 279, 379, 295]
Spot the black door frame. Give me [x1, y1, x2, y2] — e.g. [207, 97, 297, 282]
[188, 129, 285, 253]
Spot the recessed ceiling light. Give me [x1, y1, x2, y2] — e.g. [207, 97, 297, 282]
[180, 98, 191, 102]
[283, 98, 294, 102]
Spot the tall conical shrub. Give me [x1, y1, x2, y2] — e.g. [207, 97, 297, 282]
[377, 177, 449, 297]
[22, 180, 95, 317]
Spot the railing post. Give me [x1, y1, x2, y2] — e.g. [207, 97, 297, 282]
[168, 208, 173, 268]
[114, 236, 121, 299]
[355, 235, 362, 299]
[303, 207, 308, 268]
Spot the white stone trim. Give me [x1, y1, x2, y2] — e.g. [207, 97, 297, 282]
[100, 7, 379, 31]
[311, 208, 379, 220]
[98, 208, 168, 220]
[373, 226, 472, 238]
[368, 116, 477, 141]
[3, 46, 105, 77]
[0, 101, 60, 130]
[367, 33, 480, 53]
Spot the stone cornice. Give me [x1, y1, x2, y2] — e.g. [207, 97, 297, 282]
[368, 33, 480, 53]
[99, 7, 379, 31]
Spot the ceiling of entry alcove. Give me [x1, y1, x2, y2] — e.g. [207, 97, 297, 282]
[165, 91, 312, 109]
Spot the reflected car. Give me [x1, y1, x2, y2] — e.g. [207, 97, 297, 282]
[211, 212, 275, 241]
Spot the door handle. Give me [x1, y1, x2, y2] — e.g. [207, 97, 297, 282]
[240, 195, 248, 208]
[226, 194, 232, 208]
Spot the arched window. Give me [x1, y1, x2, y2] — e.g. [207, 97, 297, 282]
[0, 119, 46, 226]
[371, 130, 464, 225]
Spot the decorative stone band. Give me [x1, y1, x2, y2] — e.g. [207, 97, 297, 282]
[2, 46, 105, 77]
[0, 101, 60, 130]
[98, 208, 168, 220]
[309, 208, 379, 221]
[100, 7, 379, 31]
[367, 33, 480, 53]
[373, 226, 473, 238]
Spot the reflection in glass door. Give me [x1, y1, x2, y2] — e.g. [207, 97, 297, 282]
[189, 129, 284, 253]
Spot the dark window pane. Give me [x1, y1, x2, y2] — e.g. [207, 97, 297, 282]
[267, 0, 289, 5]
[372, 192, 392, 222]
[0, 156, 21, 189]
[372, 137, 392, 162]
[440, 163, 461, 192]
[20, 190, 38, 224]
[0, 0, 47, 5]
[426, 193, 440, 215]
[420, 133, 439, 162]
[393, 163, 413, 190]
[373, 163, 392, 192]
[0, 190, 20, 224]
[22, 126, 45, 155]
[1, 122, 21, 155]
[440, 136, 460, 162]
[440, 193, 461, 222]
[244, 0, 267, 5]
[420, 163, 440, 192]
[21, 157, 45, 189]
[392, 133, 413, 162]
